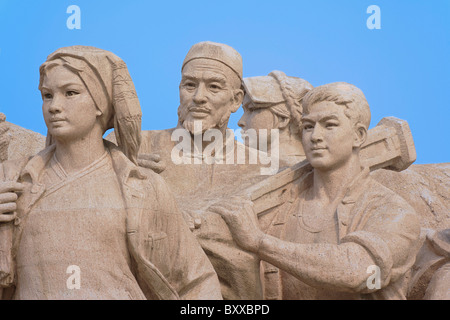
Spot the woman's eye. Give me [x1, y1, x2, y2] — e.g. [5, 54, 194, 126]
[66, 91, 79, 97]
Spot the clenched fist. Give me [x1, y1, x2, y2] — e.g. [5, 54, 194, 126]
[0, 181, 24, 223]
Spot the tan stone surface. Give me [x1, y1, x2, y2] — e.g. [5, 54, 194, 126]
[1, 120, 46, 161]
[240, 71, 313, 167]
[0, 46, 221, 300]
[0, 114, 9, 162]
[112, 41, 270, 300]
[213, 82, 423, 299]
[407, 228, 449, 299]
[1, 41, 448, 300]
[372, 163, 450, 230]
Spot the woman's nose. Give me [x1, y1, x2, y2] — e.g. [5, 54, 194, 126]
[47, 95, 63, 114]
[238, 116, 246, 129]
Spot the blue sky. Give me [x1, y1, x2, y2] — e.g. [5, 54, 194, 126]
[0, 0, 448, 164]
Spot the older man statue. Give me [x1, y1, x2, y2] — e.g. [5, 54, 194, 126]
[110, 42, 271, 300]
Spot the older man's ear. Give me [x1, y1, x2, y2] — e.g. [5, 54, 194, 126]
[231, 89, 245, 113]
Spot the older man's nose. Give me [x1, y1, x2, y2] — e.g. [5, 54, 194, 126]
[193, 83, 207, 104]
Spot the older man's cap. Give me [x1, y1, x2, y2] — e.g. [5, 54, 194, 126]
[182, 41, 243, 80]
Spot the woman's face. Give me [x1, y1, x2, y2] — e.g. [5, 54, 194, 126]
[41, 65, 101, 143]
[238, 94, 278, 148]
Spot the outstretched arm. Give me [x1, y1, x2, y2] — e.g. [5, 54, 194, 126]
[210, 199, 377, 293]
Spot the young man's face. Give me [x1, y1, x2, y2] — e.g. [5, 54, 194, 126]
[301, 101, 355, 171]
[178, 59, 241, 134]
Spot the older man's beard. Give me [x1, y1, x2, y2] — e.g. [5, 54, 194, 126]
[177, 103, 231, 135]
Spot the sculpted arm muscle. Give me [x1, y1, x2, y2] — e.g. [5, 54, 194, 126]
[257, 234, 377, 292]
[211, 199, 377, 293]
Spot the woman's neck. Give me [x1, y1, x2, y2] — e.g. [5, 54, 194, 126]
[54, 132, 106, 175]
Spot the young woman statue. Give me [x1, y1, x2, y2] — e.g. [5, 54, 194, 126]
[0, 46, 221, 300]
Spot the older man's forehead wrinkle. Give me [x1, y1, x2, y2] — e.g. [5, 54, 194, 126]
[182, 69, 229, 84]
[183, 58, 234, 73]
[181, 74, 198, 82]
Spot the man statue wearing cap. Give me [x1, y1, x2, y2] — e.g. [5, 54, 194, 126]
[239, 71, 313, 168]
[120, 41, 270, 299]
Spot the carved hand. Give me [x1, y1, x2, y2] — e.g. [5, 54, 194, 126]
[0, 181, 24, 223]
[137, 153, 166, 174]
[209, 198, 265, 253]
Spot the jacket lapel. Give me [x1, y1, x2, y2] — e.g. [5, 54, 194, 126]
[108, 141, 179, 300]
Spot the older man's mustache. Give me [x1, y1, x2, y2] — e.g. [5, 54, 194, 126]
[187, 104, 211, 113]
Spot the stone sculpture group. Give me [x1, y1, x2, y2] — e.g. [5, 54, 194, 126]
[0, 42, 448, 300]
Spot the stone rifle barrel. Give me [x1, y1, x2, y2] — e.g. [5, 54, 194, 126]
[0, 218, 14, 288]
[0, 113, 15, 290]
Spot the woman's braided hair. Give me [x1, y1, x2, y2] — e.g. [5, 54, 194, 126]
[269, 71, 313, 135]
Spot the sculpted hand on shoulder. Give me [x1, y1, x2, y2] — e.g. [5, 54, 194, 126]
[138, 153, 166, 174]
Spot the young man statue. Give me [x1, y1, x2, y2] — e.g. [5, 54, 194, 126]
[212, 82, 422, 299]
